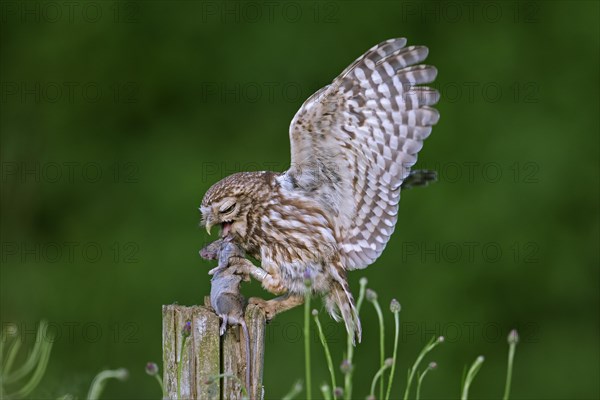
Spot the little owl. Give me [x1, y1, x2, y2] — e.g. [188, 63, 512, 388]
[200, 38, 440, 343]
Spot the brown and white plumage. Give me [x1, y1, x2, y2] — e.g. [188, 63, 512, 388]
[201, 38, 440, 342]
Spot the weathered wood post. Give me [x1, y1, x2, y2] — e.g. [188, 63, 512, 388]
[162, 302, 266, 399]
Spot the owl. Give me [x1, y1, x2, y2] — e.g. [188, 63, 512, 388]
[200, 38, 440, 343]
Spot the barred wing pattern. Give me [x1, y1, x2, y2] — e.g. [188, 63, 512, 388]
[283, 38, 440, 270]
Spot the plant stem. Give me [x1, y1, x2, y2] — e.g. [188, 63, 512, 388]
[177, 335, 190, 399]
[344, 278, 367, 400]
[415, 363, 436, 400]
[372, 298, 385, 400]
[313, 312, 337, 399]
[460, 356, 485, 400]
[304, 289, 312, 400]
[11, 333, 54, 398]
[403, 336, 444, 400]
[153, 373, 164, 392]
[2, 336, 22, 376]
[385, 308, 400, 400]
[320, 383, 332, 400]
[282, 381, 303, 400]
[4, 320, 48, 384]
[370, 362, 392, 397]
[503, 330, 519, 400]
[86, 368, 128, 400]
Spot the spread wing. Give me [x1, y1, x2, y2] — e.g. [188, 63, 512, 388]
[281, 38, 440, 270]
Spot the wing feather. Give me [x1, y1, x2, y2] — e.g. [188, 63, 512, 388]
[282, 38, 440, 269]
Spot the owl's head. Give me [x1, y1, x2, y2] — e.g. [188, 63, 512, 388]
[200, 172, 270, 239]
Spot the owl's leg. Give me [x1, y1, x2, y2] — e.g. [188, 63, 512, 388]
[228, 257, 287, 293]
[227, 257, 259, 282]
[257, 268, 287, 295]
[249, 294, 304, 320]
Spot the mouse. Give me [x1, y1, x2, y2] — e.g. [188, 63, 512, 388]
[200, 238, 252, 397]
[200, 237, 247, 277]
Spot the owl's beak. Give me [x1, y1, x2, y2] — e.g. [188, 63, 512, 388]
[205, 217, 215, 235]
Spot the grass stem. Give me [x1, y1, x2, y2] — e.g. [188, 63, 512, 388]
[415, 362, 437, 400]
[177, 321, 192, 400]
[313, 310, 337, 399]
[403, 336, 444, 400]
[344, 277, 367, 400]
[282, 381, 303, 400]
[460, 355, 485, 400]
[367, 289, 385, 400]
[385, 300, 401, 400]
[320, 383, 332, 400]
[502, 330, 519, 400]
[370, 359, 392, 398]
[86, 368, 128, 400]
[304, 282, 312, 400]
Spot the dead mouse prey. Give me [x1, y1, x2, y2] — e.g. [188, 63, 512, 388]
[200, 238, 251, 395]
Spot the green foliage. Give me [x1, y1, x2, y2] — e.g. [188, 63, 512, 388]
[460, 356, 485, 400]
[312, 310, 337, 399]
[0, 320, 127, 399]
[403, 336, 444, 400]
[0, 321, 54, 398]
[282, 381, 303, 400]
[86, 369, 129, 400]
[304, 278, 313, 400]
[304, 282, 522, 399]
[144, 362, 164, 395]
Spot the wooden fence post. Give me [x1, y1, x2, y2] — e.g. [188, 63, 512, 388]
[162, 303, 266, 399]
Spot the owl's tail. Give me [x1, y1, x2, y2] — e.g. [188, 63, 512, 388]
[325, 281, 362, 344]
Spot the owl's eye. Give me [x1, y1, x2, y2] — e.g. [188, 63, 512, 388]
[220, 203, 236, 214]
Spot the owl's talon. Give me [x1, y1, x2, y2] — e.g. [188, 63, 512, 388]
[249, 295, 304, 321]
[248, 297, 277, 320]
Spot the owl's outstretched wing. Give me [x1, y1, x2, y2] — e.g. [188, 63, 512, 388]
[281, 38, 440, 270]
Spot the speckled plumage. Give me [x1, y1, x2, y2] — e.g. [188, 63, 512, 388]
[200, 38, 440, 342]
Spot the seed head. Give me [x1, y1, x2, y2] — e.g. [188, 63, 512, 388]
[304, 270, 312, 287]
[145, 362, 159, 376]
[340, 359, 353, 374]
[366, 288, 377, 302]
[182, 321, 192, 338]
[508, 329, 519, 345]
[390, 299, 401, 313]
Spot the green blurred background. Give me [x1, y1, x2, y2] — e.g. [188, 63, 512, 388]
[1, 1, 598, 399]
